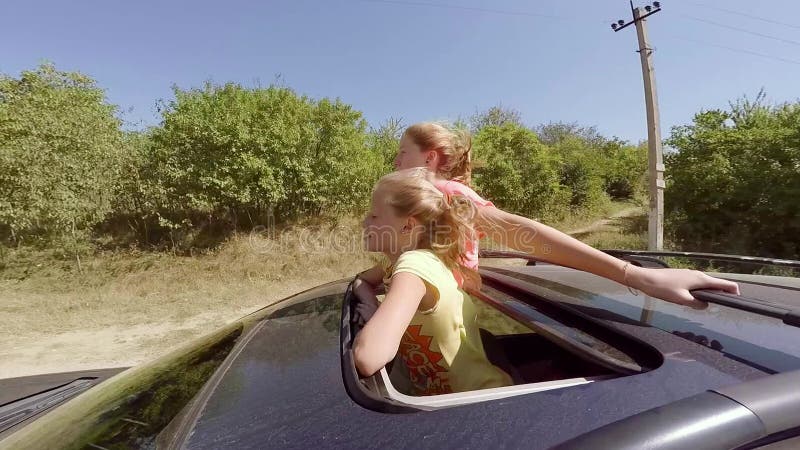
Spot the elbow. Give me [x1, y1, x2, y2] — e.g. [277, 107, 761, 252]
[353, 339, 390, 377]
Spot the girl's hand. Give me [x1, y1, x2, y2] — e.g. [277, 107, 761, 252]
[353, 277, 381, 325]
[628, 266, 741, 309]
[355, 292, 380, 325]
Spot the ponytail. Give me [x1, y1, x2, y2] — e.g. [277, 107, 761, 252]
[378, 169, 480, 288]
[448, 127, 472, 185]
[429, 193, 480, 288]
[403, 122, 474, 185]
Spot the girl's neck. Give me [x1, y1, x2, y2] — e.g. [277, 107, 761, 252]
[385, 251, 401, 266]
[385, 242, 432, 266]
[429, 172, 447, 182]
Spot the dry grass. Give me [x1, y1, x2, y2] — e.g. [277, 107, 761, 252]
[2, 218, 373, 333]
[0, 217, 376, 377]
[549, 199, 644, 234]
[478, 200, 646, 257]
[0, 257, 348, 335]
[570, 206, 648, 250]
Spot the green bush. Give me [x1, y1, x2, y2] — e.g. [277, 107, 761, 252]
[148, 82, 384, 229]
[0, 69, 656, 254]
[665, 93, 800, 258]
[550, 135, 608, 212]
[535, 121, 646, 203]
[472, 124, 570, 221]
[0, 63, 124, 246]
[598, 139, 648, 200]
[366, 117, 403, 174]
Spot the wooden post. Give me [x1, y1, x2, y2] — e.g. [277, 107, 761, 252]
[633, 6, 664, 251]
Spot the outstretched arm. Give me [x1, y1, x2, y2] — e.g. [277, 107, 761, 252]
[476, 206, 740, 308]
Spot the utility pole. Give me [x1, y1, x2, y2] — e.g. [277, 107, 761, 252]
[612, 1, 664, 251]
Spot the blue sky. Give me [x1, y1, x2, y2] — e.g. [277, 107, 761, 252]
[2, 0, 798, 142]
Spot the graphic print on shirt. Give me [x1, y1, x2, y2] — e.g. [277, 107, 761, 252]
[399, 324, 452, 395]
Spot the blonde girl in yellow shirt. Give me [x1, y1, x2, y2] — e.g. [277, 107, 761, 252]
[353, 168, 512, 395]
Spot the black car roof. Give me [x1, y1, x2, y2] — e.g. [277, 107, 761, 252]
[4, 260, 798, 449]
[181, 273, 771, 449]
[483, 264, 800, 372]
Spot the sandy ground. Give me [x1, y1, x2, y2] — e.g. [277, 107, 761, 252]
[565, 206, 642, 237]
[0, 307, 258, 379]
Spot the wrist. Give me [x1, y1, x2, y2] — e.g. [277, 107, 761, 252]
[624, 264, 649, 290]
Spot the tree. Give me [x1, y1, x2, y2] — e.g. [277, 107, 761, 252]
[0, 63, 124, 246]
[665, 95, 800, 258]
[367, 117, 403, 174]
[598, 139, 647, 200]
[550, 136, 608, 210]
[470, 105, 524, 132]
[472, 123, 569, 221]
[107, 130, 167, 244]
[534, 122, 606, 147]
[151, 82, 383, 226]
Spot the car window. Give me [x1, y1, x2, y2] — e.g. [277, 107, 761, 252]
[473, 293, 533, 335]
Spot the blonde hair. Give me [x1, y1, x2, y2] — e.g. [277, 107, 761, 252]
[403, 122, 473, 185]
[376, 168, 480, 287]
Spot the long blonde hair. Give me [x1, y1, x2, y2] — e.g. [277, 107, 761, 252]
[403, 122, 472, 185]
[376, 168, 479, 287]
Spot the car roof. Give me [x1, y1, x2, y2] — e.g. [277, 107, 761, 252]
[484, 263, 800, 372]
[180, 270, 772, 449]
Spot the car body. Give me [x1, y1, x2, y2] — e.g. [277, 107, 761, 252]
[1, 250, 799, 449]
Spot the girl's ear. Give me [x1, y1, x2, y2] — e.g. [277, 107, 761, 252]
[402, 216, 418, 234]
[425, 150, 439, 167]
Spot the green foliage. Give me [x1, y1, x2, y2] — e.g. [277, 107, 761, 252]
[534, 121, 605, 147]
[470, 105, 523, 132]
[468, 114, 646, 222]
[550, 135, 608, 211]
[665, 93, 800, 258]
[107, 131, 167, 241]
[0, 63, 124, 245]
[472, 123, 570, 221]
[598, 139, 648, 200]
[145, 82, 384, 236]
[0, 66, 650, 254]
[367, 117, 403, 173]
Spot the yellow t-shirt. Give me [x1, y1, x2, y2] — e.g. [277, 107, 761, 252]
[383, 250, 513, 395]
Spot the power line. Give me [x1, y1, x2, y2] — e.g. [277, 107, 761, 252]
[687, 1, 800, 30]
[679, 14, 800, 47]
[664, 35, 800, 66]
[358, 0, 603, 23]
[359, 0, 800, 66]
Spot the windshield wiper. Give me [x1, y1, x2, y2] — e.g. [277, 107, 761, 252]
[0, 378, 96, 434]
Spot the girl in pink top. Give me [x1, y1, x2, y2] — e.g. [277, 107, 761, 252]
[358, 122, 739, 309]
